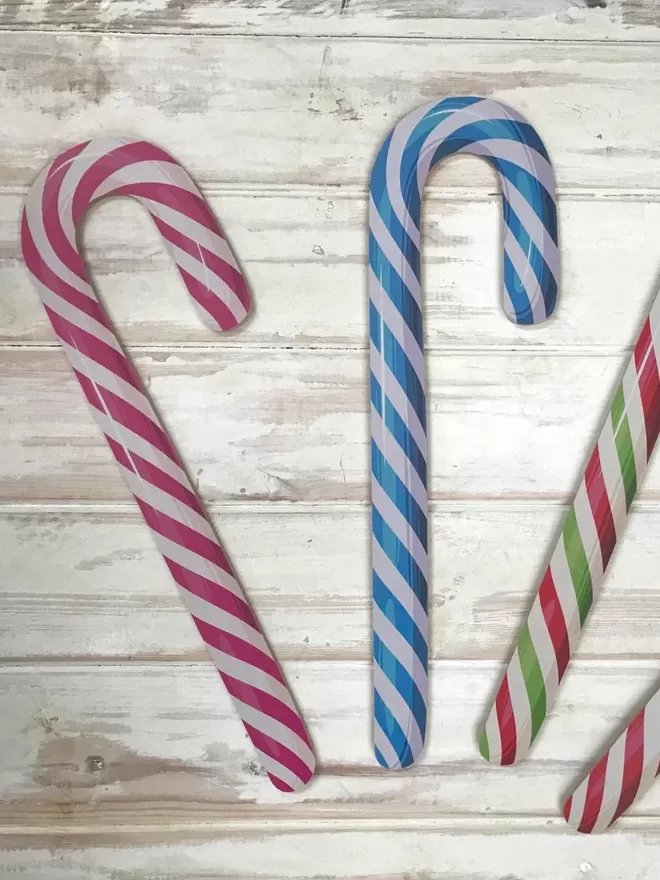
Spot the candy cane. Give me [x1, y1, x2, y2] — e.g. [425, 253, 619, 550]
[564, 687, 660, 833]
[21, 137, 315, 792]
[479, 284, 660, 777]
[369, 97, 560, 768]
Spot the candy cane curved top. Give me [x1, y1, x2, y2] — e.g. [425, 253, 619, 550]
[370, 97, 559, 769]
[21, 137, 315, 792]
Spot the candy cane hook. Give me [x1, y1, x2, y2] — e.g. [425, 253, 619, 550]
[369, 97, 560, 769]
[21, 137, 315, 791]
[479, 280, 660, 830]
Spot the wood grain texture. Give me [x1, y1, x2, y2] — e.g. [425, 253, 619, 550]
[0, 348, 653, 502]
[2, 503, 660, 662]
[2, 0, 659, 41]
[2, 661, 660, 825]
[3, 35, 660, 192]
[4, 829, 660, 880]
[2, 190, 659, 351]
[4, 2, 660, 868]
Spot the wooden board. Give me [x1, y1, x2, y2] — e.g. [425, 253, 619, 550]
[2, 502, 660, 662]
[2, 0, 659, 41]
[7, 828, 660, 880]
[2, 661, 660, 826]
[2, 190, 658, 351]
[3, 36, 660, 192]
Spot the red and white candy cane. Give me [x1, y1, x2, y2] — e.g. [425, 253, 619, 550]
[564, 690, 660, 833]
[21, 137, 315, 792]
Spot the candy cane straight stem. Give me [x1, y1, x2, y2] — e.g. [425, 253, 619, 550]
[564, 686, 660, 833]
[21, 137, 315, 791]
[369, 97, 560, 769]
[480, 289, 660, 768]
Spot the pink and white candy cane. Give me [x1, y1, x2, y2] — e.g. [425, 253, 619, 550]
[21, 137, 315, 792]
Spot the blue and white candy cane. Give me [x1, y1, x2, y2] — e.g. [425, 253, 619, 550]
[370, 96, 560, 769]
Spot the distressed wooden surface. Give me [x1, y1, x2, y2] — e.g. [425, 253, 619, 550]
[3, 36, 660, 192]
[4, 2, 660, 875]
[2, 0, 660, 41]
[1, 191, 659, 351]
[6, 829, 660, 880]
[4, 502, 660, 662]
[3, 661, 660, 824]
[0, 348, 655, 502]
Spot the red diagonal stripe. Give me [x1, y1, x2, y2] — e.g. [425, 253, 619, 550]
[151, 213, 250, 310]
[538, 568, 571, 680]
[495, 674, 517, 765]
[42, 156, 89, 283]
[71, 141, 181, 224]
[577, 751, 609, 833]
[243, 722, 313, 789]
[584, 446, 617, 568]
[177, 265, 241, 331]
[222, 672, 312, 749]
[21, 215, 112, 330]
[46, 306, 142, 392]
[193, 615, 283, 684]
[135, 497, 233, 574]
[611, 708, 646, 826]
[106, 435, 204, 517]
[164, 558, 258, 630]
[635, 319, 660, 456]
[73, 369, 180, 465]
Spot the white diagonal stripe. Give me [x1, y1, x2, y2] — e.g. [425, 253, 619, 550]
[253, 746, 304, 790]
[372, 540, 429, 642]
[598, 416, 628, 539]
[150, 530, 244, 602]
[369, 195, 421, 306]
[620, 358, 648, 487]
[505, 650, 533, 761]
[526, 595, 559, 711]
[205, 643, 297, 715]
[566, 771, 590, 830]
[372, 480, 428, 573]
[374, 718, 404, 770]
[370, 347, 427, 456]
[549, 540, 582, 658]
[503, 226, 548, 324]
[373, 662, 424, 762]
[117, 462, 217, 544]
[370, 267, 425, 384]
[572, 482, 604, 592]
[373, 601, 428, 696]
[372, 407, 427, 510]
[91, 409, 191, 488]
[231, 698, 315, 770]
[177, 583, 269, 655]
[590, 727, 627, 833]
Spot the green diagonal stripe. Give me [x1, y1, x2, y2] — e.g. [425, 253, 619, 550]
[610, 384, 637, 511]
[478, 730, 490, 761]
[562, 508, 593, 625]
[517, 624, 546, 742]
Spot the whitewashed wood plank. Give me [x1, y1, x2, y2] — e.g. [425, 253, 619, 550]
[3, 828, 660, 880]
[1, 190, 657, 351]
[0, 348, 652, 502]
[1, 502, 660, 662]
[2, 36, 660, 191]
[1, 661, 660, 822]
[2, 0, 658, 41]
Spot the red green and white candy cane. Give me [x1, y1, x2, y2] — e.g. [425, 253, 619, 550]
[480, 289, 660, 827]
